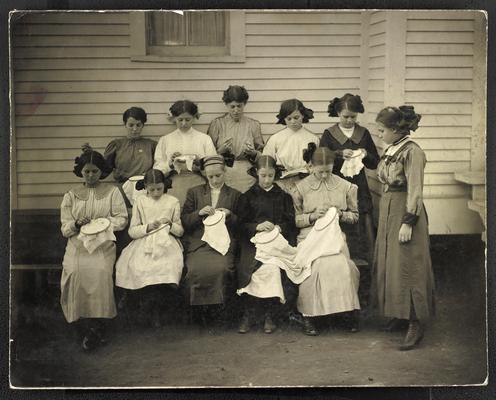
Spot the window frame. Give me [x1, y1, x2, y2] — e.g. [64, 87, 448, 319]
[130, 11, 246, 63]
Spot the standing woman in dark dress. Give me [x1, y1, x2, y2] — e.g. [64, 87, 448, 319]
[236, 155, 297, 334]
[320, 94, 379, 265]
[181, 155, 241, 325]
[371, 105, 435, 351]
[104, 107, 157, 207]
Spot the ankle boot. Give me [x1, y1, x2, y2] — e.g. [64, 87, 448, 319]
[264, 313, 276, 334]
[383, 318, 409, 332]
[238, 310, 252, 334]
[303, 317, 319, 336]
[399, 320, 424, 351]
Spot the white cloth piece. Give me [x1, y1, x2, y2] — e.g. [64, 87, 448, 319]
[340, 150, 365, 178]
[295, 207, 345, 272]
[77, 225, 116, 254]
[143, 225, 172, 260]
[237, 264, 286, 303]
[251, 231, 311, 285]
[201, 212, 230, 255]
[122, 179, 146, 205]
[173, 155, 196, 174]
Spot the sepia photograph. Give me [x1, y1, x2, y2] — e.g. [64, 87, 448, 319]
[8, 7, 488, 389]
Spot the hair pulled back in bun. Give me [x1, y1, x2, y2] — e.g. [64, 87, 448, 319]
[376, 105, 422, 135]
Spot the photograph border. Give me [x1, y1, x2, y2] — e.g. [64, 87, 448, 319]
[1, 0, 495, 398]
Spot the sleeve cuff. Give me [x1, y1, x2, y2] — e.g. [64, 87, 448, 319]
[305, 213, 312, 227]
[402, 212, 419, 226]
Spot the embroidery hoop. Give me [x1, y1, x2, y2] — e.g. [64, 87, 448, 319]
[252, 227, 279, 244]
[128, 175, 144, 182]
[145, 223, 168, 236]
[80, 217, 110, 235]
[203, 210, 224, 227]
[314, 208, 338, 231]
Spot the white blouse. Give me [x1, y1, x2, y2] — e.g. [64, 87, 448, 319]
[262, 127, 319, 173]
[128, 194, 184, 239]
[153, 128, 217, 174]
[60, 184, 128, 239]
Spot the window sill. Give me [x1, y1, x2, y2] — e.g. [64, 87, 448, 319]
[130, 54, 246, 63]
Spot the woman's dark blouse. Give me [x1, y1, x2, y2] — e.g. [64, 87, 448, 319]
[104, 137, 157, 183]
[320, 123, 379, 214]
[236, 183, 297, 289]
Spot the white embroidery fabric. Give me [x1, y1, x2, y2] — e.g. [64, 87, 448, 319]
[295, 207, 345, 271]
[77, 225, 116, 254]
[122, 179, 146, 205]
[143, 225, 172, 260]
[340, 150, 365, 177]
[250, 230, 311, 284]
[201, 212, 230, 255]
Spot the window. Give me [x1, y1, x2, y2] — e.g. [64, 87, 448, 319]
[130, 11, 245, 63]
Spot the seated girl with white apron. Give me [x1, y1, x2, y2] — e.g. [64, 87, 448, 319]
[293, 144, 361, 336]
[115, 169, 184, 328]
[236, 155, 308, 334]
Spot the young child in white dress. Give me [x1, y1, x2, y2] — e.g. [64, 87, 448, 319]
[116, 169, 184, 328]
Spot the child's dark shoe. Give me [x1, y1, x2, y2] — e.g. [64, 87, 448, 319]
[263, 315, 276, 334]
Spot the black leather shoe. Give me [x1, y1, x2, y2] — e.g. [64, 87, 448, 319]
[383, 318, 409, 332]
[399, 320, 424, 351]
[303, 317, 319, 336]
[264, 315, 276, 334]
[238, 313, 252, 334]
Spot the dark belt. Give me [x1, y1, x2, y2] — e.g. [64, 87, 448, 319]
[384, 184, 406, 193]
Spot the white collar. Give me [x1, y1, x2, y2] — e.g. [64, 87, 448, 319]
[176, 127, 195, 135]
[209, 184, 224, 192]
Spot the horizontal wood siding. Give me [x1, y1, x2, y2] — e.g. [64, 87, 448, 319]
[404, 11, 476, 207]
[366, 12, 386, 127]
[13, 10, 362, 209]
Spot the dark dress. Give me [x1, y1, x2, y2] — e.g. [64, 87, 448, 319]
[236, 183, 297, 290]
[104, 137, 157, 183]
[181, 183, 241, 306]
[371, 139, 435, 320]
[320, 123, 380, 266]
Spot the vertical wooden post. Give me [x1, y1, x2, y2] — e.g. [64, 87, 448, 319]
[471, 11, 487, 172]
[129, 11, 147, 57]
[9, 13, 18, 209]
[359, 11, 371, 125]
[383, 11, 407, 107]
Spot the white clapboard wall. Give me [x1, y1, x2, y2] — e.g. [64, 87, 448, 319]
[362, 11, 483, 234]
[11, 10, 485, 234]
[13, 10, 362, 209]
